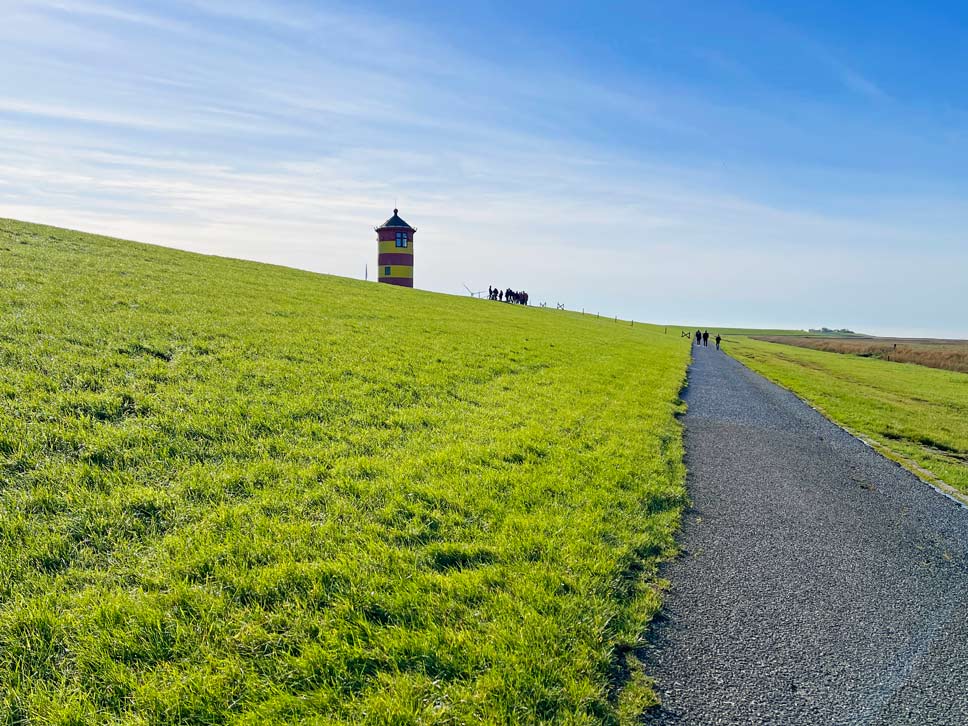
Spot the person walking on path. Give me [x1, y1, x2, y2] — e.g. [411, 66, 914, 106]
[695, 329, 702, 346]
[702, 330, 709, 347]
[715, 333, 722, 350]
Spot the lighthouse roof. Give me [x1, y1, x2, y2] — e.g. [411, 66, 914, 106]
[375, 209, 415, 231]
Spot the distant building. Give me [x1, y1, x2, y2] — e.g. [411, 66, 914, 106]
[375, 208, 415, 288]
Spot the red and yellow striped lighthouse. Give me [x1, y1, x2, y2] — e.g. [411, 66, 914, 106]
[375, 208, 415, 288]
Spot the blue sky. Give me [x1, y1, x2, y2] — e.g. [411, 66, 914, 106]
[2, 0, 966, 336]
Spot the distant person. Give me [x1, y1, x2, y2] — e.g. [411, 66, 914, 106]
[499, 290, 503, 302]
[695, 329, 702, 346]
[703, 330, 709, 347]
[716, 334, 722, 350]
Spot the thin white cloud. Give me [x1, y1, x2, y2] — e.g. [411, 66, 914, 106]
[178, 0, 317, 29]
[0, 98, 181, 130]
[813, 50, 889, 102]
[25, 0, 191, 32]
[760, 11, 890, 102]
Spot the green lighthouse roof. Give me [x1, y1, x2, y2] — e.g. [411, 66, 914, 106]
[376, 209, 415, 231]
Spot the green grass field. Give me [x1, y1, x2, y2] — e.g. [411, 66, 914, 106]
[727, 337, 968, 497]
[0, 219, 691, 724]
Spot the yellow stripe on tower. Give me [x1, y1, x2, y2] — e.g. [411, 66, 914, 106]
[378, 240, 415, 254]
[378, 265, 413, 278]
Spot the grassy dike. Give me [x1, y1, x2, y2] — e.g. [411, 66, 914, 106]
[0, 219, 691, 724]
[726, 336, 968, 497]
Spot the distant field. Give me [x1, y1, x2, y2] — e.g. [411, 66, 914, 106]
[671, 326, 808, 337]
[727, 337, 968, 497]
[670, 326, 864, 338]
[0, 219, 690, 724]
[754, 335, 968, 374]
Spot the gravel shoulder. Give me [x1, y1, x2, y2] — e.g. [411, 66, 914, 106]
[641, 344, 968, 725]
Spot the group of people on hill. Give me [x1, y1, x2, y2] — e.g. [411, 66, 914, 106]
[683, 329, 722, 350]
[488, 286, 529, 305]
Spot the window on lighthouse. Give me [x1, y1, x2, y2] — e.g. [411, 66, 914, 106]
[384, 266, 391, 276]
[395, 231, 408, 248]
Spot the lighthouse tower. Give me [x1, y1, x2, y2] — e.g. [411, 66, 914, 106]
[375, 208, 416, 288]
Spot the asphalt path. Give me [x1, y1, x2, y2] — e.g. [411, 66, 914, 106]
[641, 343, 968, 725]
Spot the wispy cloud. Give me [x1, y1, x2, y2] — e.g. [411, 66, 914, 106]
[810, 46, 889, 102]
[27, 0, 191, 32]
[179, 0, 319, 29]
[761, 11, 890, 102]
[0, 98, 182, 130]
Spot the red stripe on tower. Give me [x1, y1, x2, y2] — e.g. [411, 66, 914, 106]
[377, 253, 415, 266]
[379, 277, 414, 287]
